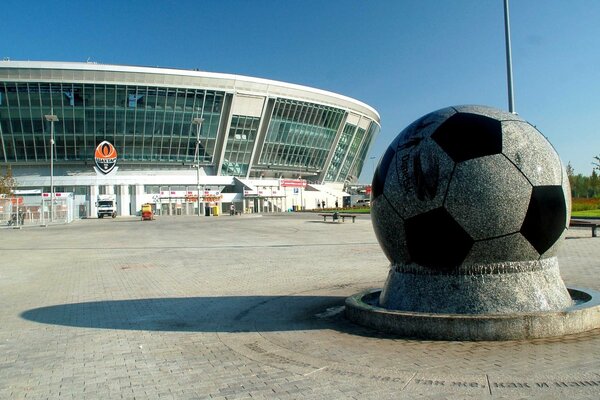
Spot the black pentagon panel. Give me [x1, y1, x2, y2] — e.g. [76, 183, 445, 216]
[432, 113, 503, 163]
[371, 194, 409, 264]
[371, 144, 396, 200]
[404, 208, 474, 271]
[396, 107, 457, 152]
[452, 105, 526, 123]
[539, 228, 567, 259]
[521, 185, 568, 256]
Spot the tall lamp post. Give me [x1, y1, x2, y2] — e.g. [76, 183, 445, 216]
[44, 112, 59, 222]
[370, 156, 376, 178]
[192, 117, 204, 216]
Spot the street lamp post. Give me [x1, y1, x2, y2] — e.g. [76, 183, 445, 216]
[370, 156, 376, 178]
[44, 112, 59, 222]
[192, 117, 205, 216]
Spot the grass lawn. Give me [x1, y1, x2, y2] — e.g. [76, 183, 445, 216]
[345, 207, 371, 214]
[311, 207, 371, 214]
[571, 209, 600, 218]
[313, 204, 600, 218]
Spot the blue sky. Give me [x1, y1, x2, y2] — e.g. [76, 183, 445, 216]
[2, 0, 599, 182]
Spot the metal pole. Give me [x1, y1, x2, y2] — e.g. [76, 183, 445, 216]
[192, 118, 204, 216]
[370, 156, 376, 178]
[44, 111, 59, 222]
[196, 164, 201, 215]
[50, 118, 54, 222]
[504, 0, 516, 113]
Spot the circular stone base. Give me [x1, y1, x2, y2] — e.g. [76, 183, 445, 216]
[379, 258, 573, 314]
[345, 287, 600, 341]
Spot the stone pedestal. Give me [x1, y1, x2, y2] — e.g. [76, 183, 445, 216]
[379, 258, 572, 314]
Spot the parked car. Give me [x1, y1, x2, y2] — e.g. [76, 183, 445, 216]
[356, 199, 371, 207]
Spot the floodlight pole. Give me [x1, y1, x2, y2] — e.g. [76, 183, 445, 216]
[44, 111, 59, 222]
[192, 117, 205, 216]
[504, 0, 516, 113]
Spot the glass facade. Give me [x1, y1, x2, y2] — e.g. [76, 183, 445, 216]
[347, 122, 379, 182]
[0, 82, 224, 163]
[0, 65, 380, 184]
[324, 123, 356, 182]
[257, 99, 345, 174]
[324, 121, 379, 182]
[337, 126, 366, 181]
[221, 115, 260, 176]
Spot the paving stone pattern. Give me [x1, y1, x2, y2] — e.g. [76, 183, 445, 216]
[1, 214, 599, 399]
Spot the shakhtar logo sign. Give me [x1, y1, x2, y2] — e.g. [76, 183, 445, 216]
[94, 141, 118, 174]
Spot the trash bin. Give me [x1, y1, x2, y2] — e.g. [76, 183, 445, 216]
[212, 205, 220, 216]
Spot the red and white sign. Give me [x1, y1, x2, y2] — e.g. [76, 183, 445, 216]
[244, 189, 283, 197]
[160, 190, 221, 200]
[8, 197, 23, 205]
[280, 179, 307, 188]
[42, 192, 71, 198]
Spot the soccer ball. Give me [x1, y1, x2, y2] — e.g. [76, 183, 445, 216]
[371, 105, 571, 272]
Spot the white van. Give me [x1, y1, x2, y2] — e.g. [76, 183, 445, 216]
[356, 199, 371, 207]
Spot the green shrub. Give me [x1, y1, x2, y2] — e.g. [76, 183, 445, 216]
[571, 198, 600, 212]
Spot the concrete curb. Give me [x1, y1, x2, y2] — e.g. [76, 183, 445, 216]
[345, 287, 600, 341]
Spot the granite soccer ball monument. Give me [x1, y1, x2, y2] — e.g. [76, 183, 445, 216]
[345, 105, 600, 340]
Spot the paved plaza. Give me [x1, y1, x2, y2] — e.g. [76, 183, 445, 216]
[1, 213, 600, 399]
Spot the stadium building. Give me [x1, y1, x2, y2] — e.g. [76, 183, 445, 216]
[0, 61, 380, 218]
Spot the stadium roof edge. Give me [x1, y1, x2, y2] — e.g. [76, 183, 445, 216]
[0, 60, 380, 122]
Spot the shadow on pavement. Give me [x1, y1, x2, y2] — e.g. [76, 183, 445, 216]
[20, 295, 373, 334]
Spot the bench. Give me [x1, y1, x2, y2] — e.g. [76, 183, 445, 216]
[319, 213, 357, 223]
[339, 213, 358, 223]
[569, 219, 599, 237]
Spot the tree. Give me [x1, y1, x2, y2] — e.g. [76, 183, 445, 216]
[566, 161, 575, 177]
[590, 170, 600, 198]
[0, 165, 16, 195]
[566, 162, 576, 195]
[594, 155, 600, 172]
[573, 174, 588, 198]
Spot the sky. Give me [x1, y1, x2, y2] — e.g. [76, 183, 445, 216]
[2, 0, 599, 183]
